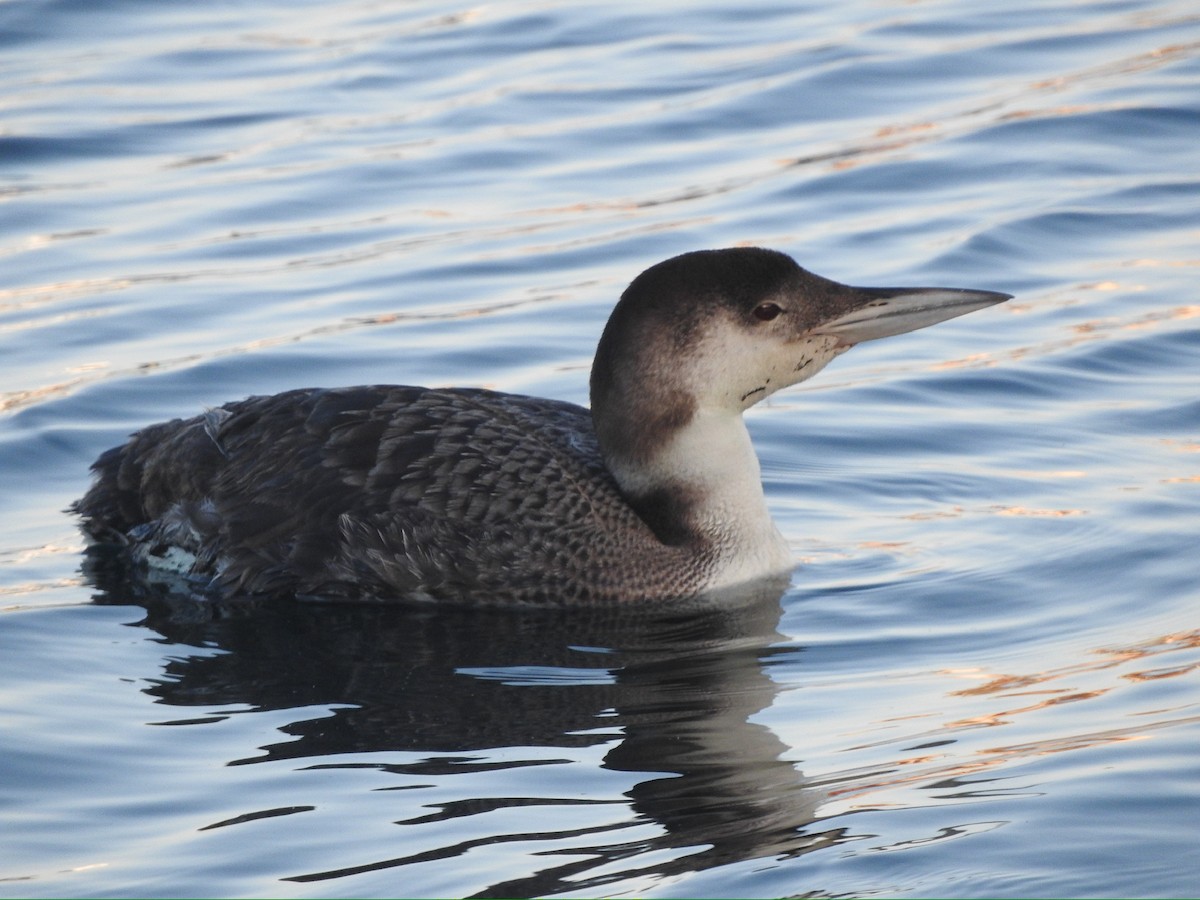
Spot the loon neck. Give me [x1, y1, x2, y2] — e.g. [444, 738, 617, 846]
[595, 398, 792, 582]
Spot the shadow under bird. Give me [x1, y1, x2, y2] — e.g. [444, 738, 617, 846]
[74, 247, 1010, 606]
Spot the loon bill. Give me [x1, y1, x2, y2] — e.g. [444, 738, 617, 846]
[74, 247, 1010, 606]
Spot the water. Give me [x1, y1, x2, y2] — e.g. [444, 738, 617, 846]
[3, 0, 1199, 895]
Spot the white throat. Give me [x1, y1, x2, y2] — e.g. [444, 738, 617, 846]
[611, 409, 793, 589]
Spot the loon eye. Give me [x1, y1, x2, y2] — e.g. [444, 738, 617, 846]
[753, 302, 783, 322]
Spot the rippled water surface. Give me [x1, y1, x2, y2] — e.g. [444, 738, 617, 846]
[3, 0, 1200, 896]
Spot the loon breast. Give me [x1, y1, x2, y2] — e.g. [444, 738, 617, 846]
[74, 247, 1010, 606]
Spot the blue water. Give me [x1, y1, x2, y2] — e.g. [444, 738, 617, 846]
[3, 0, 1200, 896]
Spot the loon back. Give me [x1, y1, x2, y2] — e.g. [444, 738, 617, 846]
[75, 385, 707, 605]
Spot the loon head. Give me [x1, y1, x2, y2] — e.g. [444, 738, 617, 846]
[589, 247, 1009, 554]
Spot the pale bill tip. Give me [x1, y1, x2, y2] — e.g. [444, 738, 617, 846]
[817, 287, 1011, 344]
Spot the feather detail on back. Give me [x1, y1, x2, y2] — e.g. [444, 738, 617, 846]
[75, 386, 704, 606]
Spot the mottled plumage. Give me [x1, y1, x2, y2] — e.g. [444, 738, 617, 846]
[76, 386, 706, 605]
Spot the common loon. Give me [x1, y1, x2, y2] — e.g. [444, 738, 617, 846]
[75, 248, 1009, 606]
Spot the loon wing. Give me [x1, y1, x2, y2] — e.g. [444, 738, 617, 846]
[76, 385, 643, 603]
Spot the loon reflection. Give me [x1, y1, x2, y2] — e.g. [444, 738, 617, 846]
[93, 580, 862, 894]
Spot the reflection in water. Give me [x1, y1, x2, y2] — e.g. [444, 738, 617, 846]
[89, 573, 846, 897]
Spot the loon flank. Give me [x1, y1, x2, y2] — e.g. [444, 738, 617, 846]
[75, 248, 1010, 606]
